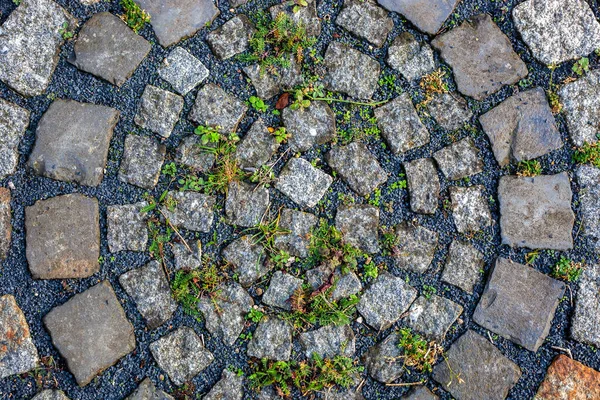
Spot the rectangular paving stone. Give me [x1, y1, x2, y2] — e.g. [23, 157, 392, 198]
[450, 185, 491, 233]
[323, 42, 380, 100]
[234, 119, 279, 169]
[119, 134, 166, 190]
[387, 32, 436, 82]
[427, 92, 472, 131]
[0, 99, 30, 180]
[176, 135, 215, 172]
[225, 181, 269, 228]
[273, 208, 317, 259]
[262, 271, 303, 311]
[158, 47, 209, 96]
[377, 0, 460, 35]
[404, 158, 440, 215]
[207, 15, 255, 60]
[536, 354, 600, 399]
[275, 158, 333, 209]
[375, 93, 429, 154]
[441, 240, 484, 294]
[571, 264, 600, 347]
[107, 202, 148, 253]
[393, 222, 438, 273]
[473, 258, 565, 352]
[189, 84, 247, 134]
[433, 137, 483, 180]
[406, 294, 463, 342]
[576, 165, 600, 253]
[362, 332, 404, 383]
[161, 191, 215, 232]
[0, 188, 11, 261]
[283, 101, 336, 153]
[222, 236, 269, 287]
[0, 294, 39, 379]
[336, 0, 393, 47]
[134, 85, 183, 139]
[247, 317, 292, 361]
[335, 204, 380, 254]
[299, 325, 355, 359]
[558, 69, 600, 147]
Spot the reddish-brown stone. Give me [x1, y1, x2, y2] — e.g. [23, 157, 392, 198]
[536, 354, 600, 399]
[0, 188, 11, 260]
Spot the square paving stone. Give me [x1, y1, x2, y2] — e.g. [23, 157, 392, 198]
[513, 0, 600, 65]
[0, 295, 39, 379]
[176, 135, 216, 172]
[433, 138, 483, 180]
[432, 330, 521, 400]
[127, 378, 174, 400]
[473, 258, 565, 352]
[207, 16, 255, 60]
[134, 85, 184, 139]
[299, 325, 355, 359]
[70, 12, 151, 87]
[283, 101, 336, 152]
[431, 14, 528, 101]
[160, 191, 215, 232]
[235, 119, 279, 169]
[0, 0, 74, 96]
[172, 240, 202, 271]
[119, 261, 177, 330]
[225, 181, 269, 228]
[571, 264, 600, 347]
[204, 369, 244, 400]
[273, 208, 317, 258]
[479, 88, 562, 166]
[0, 99, 29, 180]
[393, 223, 438, 273]
[357, 272, 417, 331]
[450, 185, 492, 233]
[335, 204, 380, 254]
[558, 69, 600, 147]
[262, 271, 303, 311]
[405, 158, 440, 215]
[323, 42, 380, 100]
[441, 240, 484, 294]
[222, 236, 269, 287]
[244, 57, 303, 100]
[336, 0, 394, 48]
[189, 84, 247, 134]
[377, 0, 460, 35]
[44, 281, 136, 386]
[362, 332, 404, 383]
[427, 93, 472, 131]
[158, 47, 209, 96]
[26, 194, 99, 279]
[576, 165, 600, 253]
[498, 173, 574, 250]
[0, 188, 11, 261]
[247, 317, 292, 361]
[386, 32, 436, 82]
[28, 99, 119, 187]
[107, 202, 148, 253]
[270, 0, 321, 38]
[275, 158, 333, 209]
[32, 390, 70, 400]
[119, 134, 166, 190]
[326, 142, 387, 197]
[150, 326, 214, 386]
[406, 294, 463, 342]
[536, 354, 600, 400]
[375, 93, 430, 154]
[134, 0, 220, 47]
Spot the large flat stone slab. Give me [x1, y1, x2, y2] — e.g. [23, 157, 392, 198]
[283, 101, 336, 153]
[189, 84, 247, 134]
[118, 134, 166, 190]
[0, 99, 29, 180]
[375, 93, 429, 154]
[44, 281, 135, 386]
[572, 264, 600, 347]
[558, 69, 600, 146]
[576, 165, 600, 253]
[323, 42, 380, 100]
[275, 158, 333, 208]
[0, 295, 39, 379]
[28, 99, 119, 186]
[26, 194, 99, 279]
[0, 188, 11, 261]
[536, 354, 600, 400]
[336, 0, 393, 47]
[377, 0, 460, 35]
[158, 47, 209, 96]
[404, 158, 439, 215]
[161, 191, 215, 232]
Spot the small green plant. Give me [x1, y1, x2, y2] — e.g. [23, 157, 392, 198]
[162, 162, 177, 177]
[290, 0, 308, 13]
[58, 22, 74, 40]
[271, 126, 291, 143]
[397, 328, 443, 373]
[422, 285, 437, 299]
[380, 230, 398, 256]
[195, 125, 221, 145]
[572, 57, 590, 76]
[389, 177, 407, 191]
[249, 96, 268, 112]
[248, 165, 277, 188]
[368, 188, 382, 207]
[246, 308, 265, 323]
[120, 0, 151, 33]
[547, 63, 563, 114]
[363, 259, 379, 280]
[551, 257, 584, 282]
[573, 142, 600, 167]
[517, 160, 542, 177]
[305, 219, 365, 274]
[12, 0, 21, 5]
[171, 265, 225, 320]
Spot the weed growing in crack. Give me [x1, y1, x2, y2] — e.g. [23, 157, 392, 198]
[420, 69, 449, 104]
[396, 328, 443, 373]
[120, 0, 151, 33]
[171, 263, 226, 321]
[551, 256, 584, 282]
[517, 159, 542, 177]
[573, 142, 600, 168]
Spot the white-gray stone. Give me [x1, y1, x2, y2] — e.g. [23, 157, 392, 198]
[406, 294, 463, 341]
[134, 85, 184, 139]
[160, 191, 215, 233]
[393, 223, 438, 273]
[427, 93, 472, 131]
[225, 181, 269, 227]
[204, 369, 244, 400]
[299, 325, 355, 359]
[450, 185, 492, 233]
[433, 137, 483, 180]
[176, 135, 216, 173]
[0, 99, 29, 180]
[119, 134, 166, 190]
[235, 119, 279, 169]
[387, 33, 436, 82]
[375, 93, 429, 154]
[158, 47, 210, 96]
[335, 204, 380, 254]
[572, 264, 600, 347]
[558, 69, 600, 147]
[262, 271, 303, 311]
[0, 295, 38, 379]
[283, 101, 336, 153]
[576, 165, 600, 253]
[207, 16, 254, 60]
[441, 240, 484, 294]
[107, 202, 148, 253]
[222, 236, 269, 287]
[336, 0, 394, 47]
[404, 158, 440, 215]
[189, 84, 247, 134]
[273, 208, 317, 258]
[276, 158, 333, 208]
[247, 317, 292, 361]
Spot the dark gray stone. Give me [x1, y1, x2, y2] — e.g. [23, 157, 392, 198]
[283, 101, 336, 153]
[387, 33, 436, 82]
[433, 138, 483, 180]
[299, 325, 355, 358]
[326, 142, 388, 197]
[204, 369, 244, 400]
[498, 173, 574, 250]
[323, 42, 381, 100]
[375, 93, 429, 154]
[273, 208, 317, 258]
[406, 294, 463, 341]
[119, 134, 166, 190]
[243, 57, 303, 100]
[404, 158, 440, 215]
[44, 281, 136, 386]
[432, 330, 521, 400]
[172, 240, 202, 270]
[306, 266, 362, 301]
[393, 223, 438, 273]
[225, 181, 269, 228]
[270, 0, 321, 38]
[107, 202, 148, 253]
[479, 88, 562, 166]
[235, 119, 280, 169]
[572, 264, 600, 347]
[427, 93, 472, 131]
[189, 84, 247, 134]
[363, 332, 403, 383]
[558, 69, 600, 147]
[158, 47, 209, 96]
[134, 85, 184, 139]
[207, 16, 255, 60]
[0, 295, 38, 379]
[70, 12, 151, 86]
[149, 327, 214, 386]
[402, 386, 438, 400]
[441, 240, 484, 294]
[336, 0, 394, 47]
[126, 378, 173, 400]
[32, 390, 70, 400]
[28, 99, 119, 187]
[576, 165, 600, 253]
[0, 99, 29, 179]
[26, 194, 99, 279]
[335, 204, 380, 254]
[247, 317, 292, 361]
[175, 135, 215, 173]
[222, 236, 269, 287]
[0, 189, 11, 261]
[450, 185, 492, 233]
[119, 261, 177, 330]
[474, 258, 565, 352]
[262, 271, 303, 311]
[431, 14, 528, 101]
[160, 191, 215, 233]
[275, 158, 333, 208]
[377, 0, 460, 35]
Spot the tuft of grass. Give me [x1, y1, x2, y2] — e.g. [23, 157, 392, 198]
[171, 265, 226, 321]
[420, 69, 449, 104]
[120, 0, 151, 33]
[517, 160, 542, 177]
[397, 328, 443, 373]
[573, 142, 600, 168]
[551, 256, 584, 282]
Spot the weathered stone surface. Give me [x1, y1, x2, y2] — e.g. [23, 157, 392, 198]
[357, 272, 417, 330]
[134, 0, 220, 47]
[387, 33, 436, 82]
[0, 189, 11, 260]
[44, 281, 135, 386]
[26, 194, 99, 279]
[150, 327, 214, 386]
[158, 47, 209, 96]
[161, 191, 215, 232]
[127, 378, 174, 400]
[498, 173, 574, 250]
[262, 271, 303, 311]
[363, 332, 403, 383]
[513, 0, 600, 65]
[270, 0, 321, 38]
[375, 93, 429, 154]
[407, 294, 463, 342]
[32, 390, 70, 400]
[428, 93, 472, 131]
[404, 158, 440, 215]
[107, 202, 148, 253]
[273, 208, 317, 258]
[119, 134, 166, 190]
[479, 88, 562, 166]
[536, 354, 600, 400]
[29, 99, 119, 187]
[207, 16, 255, 60]
[70, 12, 150, 86]
[0, 0, 74, 96]
[299, 325, 355, 358]
[450, 185, 492, 233]
[571, 264, 600, 347]
[393, 223, 438, 273]
[0, 99, 29, 180]
[244, 57, 303, 100]
[222, 236, 269, 287]
[247, 317, 292, 361]
[276, 158, 333, 208]
[402, 386, 438, 400]
[189, 84, 247, 134]
[134, 85, 184, 139]
[225, 181, 269, 227]
[306, 266, 362, 302]
[172, 240, 202, 271]
[323, 42, 380, 100]
[119, 261, 177, 330]
[558, 69, 600, 147]
[326, 142, 387, 197]
[441, 240, 484, 294]
[377, 0, 460, 35]
[176, 135, 215, 172]
[433, 138, 483, 180]
[0, 295, 38, 379]
[335, 204, 380, 254]
[198, 282, 253, 346]
[431, 14, 528, 101]
[235, 119, 279, 169]
[336, 0, 394, 47]
[474, 258, 565, 352]
[432, 330, 521, 400]
[283, 101, 336, 153]
[204, 369, 244, 400]
[576, 165, 600, 253]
